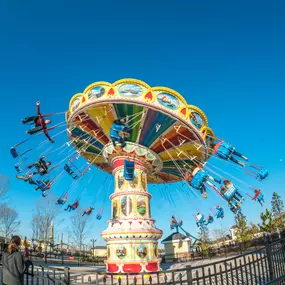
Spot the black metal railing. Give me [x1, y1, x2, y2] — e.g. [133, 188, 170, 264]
[70, 239, 285, 284]
[1, 263, 70, 285]
[1, 238, 285, 284]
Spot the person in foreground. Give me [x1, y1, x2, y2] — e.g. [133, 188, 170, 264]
[2, 235, 30, 285]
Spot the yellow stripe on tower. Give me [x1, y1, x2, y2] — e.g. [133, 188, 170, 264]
[86, 104, 116, 137]
[159, 143, 204, 161]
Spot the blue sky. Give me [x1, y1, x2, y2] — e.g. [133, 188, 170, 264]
[0, 0, 285, 246]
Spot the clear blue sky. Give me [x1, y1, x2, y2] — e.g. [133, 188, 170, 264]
[1, 0, 285, 246]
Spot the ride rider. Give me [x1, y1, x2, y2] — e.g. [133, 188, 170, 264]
[252, 189, 265, 206]
[110, 118, 132, 148]
[185, 167, 221, 198]
[27, 156, 53, 176]
[213, 139, 248, 167]
[22, 101, 55, 143]
[82, 207, 94, 216]
[216, 205, 224, 219]
[64, 200, 79, 212]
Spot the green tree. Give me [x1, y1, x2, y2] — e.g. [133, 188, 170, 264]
[198, 223, 210, 252]
[271, 192, 284, 218]
[271, 192, 285, 230]
[234, 214, 251, 243]
[259, 209, 276, 233]
[248, 223, 259, 236]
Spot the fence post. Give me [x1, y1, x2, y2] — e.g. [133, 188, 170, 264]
[64, 267, 70, 285]
[186, 265, 193, 284]
[266, 243, 274, 281]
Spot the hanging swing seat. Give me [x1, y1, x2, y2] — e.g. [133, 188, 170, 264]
[96, 209, 103, 220]
[206, 216, 214, 225]
[42, 190, 49, 197]
[195, 214, 205, 227]
[35, 180, 50, 191]
[257, 193, 264, 202]
[256, 168, 268, 181]
[223, 185, 237, 201]
[14, 165, 21, 173]
[64, 164, 80, 179]
[10, 140, 32, 159]
[252, 190, 264, 202]
[216, 142, 234, 160]
[246, 165, 268, 181]
[124, 160, 135, 181]
[10, 147, 19, 158]
[57, 196, 68, 205]
[189, 170, 208, 189]
[216, 208, 224, 219]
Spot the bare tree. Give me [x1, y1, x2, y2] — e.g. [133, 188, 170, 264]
[68, 209, 88, 252]
[32, 196, 59, 256]
[31, 214, 42, 241]
[0, 174, 11, 200]
[212, 228, 229, 242]
[0, 204, 20, 238]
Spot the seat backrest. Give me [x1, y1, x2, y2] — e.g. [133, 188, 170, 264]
[36, 180, 49, 191]
[10, 147, 19, 158]
[224, 185, 236, 200]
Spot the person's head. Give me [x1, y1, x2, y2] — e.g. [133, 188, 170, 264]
[224, 179, 230, 186]
[254, 189, 258, 193]
[210, 141, 216, 148]
[45, 119, 51, 125]
[8, 235, 21, 254]
[46, 161, 51, 166]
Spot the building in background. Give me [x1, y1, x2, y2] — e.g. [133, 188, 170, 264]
[161, 232, 192, 262]
[92, 245, 107, 257]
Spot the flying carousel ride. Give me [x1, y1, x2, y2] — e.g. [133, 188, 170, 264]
[11, 78, 268, 274]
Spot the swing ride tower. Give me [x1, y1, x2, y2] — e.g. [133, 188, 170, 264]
[66, 78, 214, 273]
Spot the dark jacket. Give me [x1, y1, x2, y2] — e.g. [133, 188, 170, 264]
[2, 251, 25, 285]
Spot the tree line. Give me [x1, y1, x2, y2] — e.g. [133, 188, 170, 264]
[198, 192, 285, 251]
[0, 176, 20, 239]
[0, 188, 89, 253]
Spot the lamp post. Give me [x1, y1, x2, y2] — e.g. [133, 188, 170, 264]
[61, 233, 63, 251]
[24, 236, 28, 258]
[91, 238, 97, 265]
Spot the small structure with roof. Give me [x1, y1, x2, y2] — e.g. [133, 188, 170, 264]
[161, 232, 192, 262]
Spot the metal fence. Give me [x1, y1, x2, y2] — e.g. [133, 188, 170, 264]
[161, 235, 279, 263]
[1, 238, 285, 284]
[70, 239, 285, 285]
[24, 265, 70, 284]
[0, 263, 70, 285]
